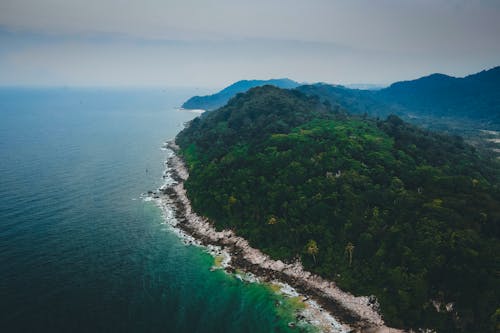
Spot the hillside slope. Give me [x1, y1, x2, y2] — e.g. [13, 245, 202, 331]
[181, 78, 300, 110]
[177, 86, 500, 332]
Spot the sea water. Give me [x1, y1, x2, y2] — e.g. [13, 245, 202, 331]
[0, 88, 305, 332]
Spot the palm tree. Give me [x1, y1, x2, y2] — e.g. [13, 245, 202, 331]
[306, 240, 319, 264]
[345, 242, 355, 266]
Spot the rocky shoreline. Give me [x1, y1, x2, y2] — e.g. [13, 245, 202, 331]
[152, 140, 404, 333]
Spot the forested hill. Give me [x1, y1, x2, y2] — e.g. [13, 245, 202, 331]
[176, 86, 500, 332]
[378, 66, 500, 121]
[181, 78, 300, 110]
[297, 66, 500, 129]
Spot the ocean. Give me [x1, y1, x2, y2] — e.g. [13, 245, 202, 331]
[0, 88, 304, 333]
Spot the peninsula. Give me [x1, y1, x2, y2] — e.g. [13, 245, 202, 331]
[170, 85, 499, 332]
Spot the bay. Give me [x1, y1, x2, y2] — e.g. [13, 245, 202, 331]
[0, 87, 303, 333]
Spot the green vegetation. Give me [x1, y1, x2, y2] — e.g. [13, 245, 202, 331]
[176, 86, 500, 332]
[297, 66, 500, 158]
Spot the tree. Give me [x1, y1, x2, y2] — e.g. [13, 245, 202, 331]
[345, 242, 355, 266]
[306, 240, 319, 264]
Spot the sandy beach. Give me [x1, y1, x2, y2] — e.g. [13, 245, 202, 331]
[150, 140, 404, 333]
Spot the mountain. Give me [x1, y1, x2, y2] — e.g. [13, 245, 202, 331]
[297, 66, 500, 130]
[182, 67, 500, 128]
[177, 85, 500, 332]
[378, 67, 500, 120]
[181, 78, 300, 110]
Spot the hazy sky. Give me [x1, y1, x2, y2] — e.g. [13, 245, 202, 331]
[1, 0, 499, 88]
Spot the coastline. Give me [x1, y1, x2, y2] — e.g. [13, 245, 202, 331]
[177, 107, 206, 114]
[152, 140, 403, 333]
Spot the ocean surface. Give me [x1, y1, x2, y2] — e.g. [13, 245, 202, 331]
[0, 88, 304, 332]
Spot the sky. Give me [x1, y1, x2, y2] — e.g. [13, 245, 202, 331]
[0, 0, 499, 88]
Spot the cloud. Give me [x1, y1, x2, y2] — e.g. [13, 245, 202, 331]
[0, 1, 499, 86]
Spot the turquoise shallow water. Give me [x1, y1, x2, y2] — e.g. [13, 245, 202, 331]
[0, 88, 302, 332]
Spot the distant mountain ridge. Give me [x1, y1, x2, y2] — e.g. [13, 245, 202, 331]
[379, 66, 500, 119]
[298, 66, 500, 128]
[182, 67, 500, 131]
[181, 78, 300, 110]
[181, 67, 500, 154]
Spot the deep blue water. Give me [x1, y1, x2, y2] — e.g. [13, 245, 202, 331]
[0, 88, 301, 332]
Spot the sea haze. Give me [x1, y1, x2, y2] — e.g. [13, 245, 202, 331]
[0, 88, 300, 332]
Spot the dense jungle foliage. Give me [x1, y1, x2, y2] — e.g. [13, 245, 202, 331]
[176, 86, 500, 332]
